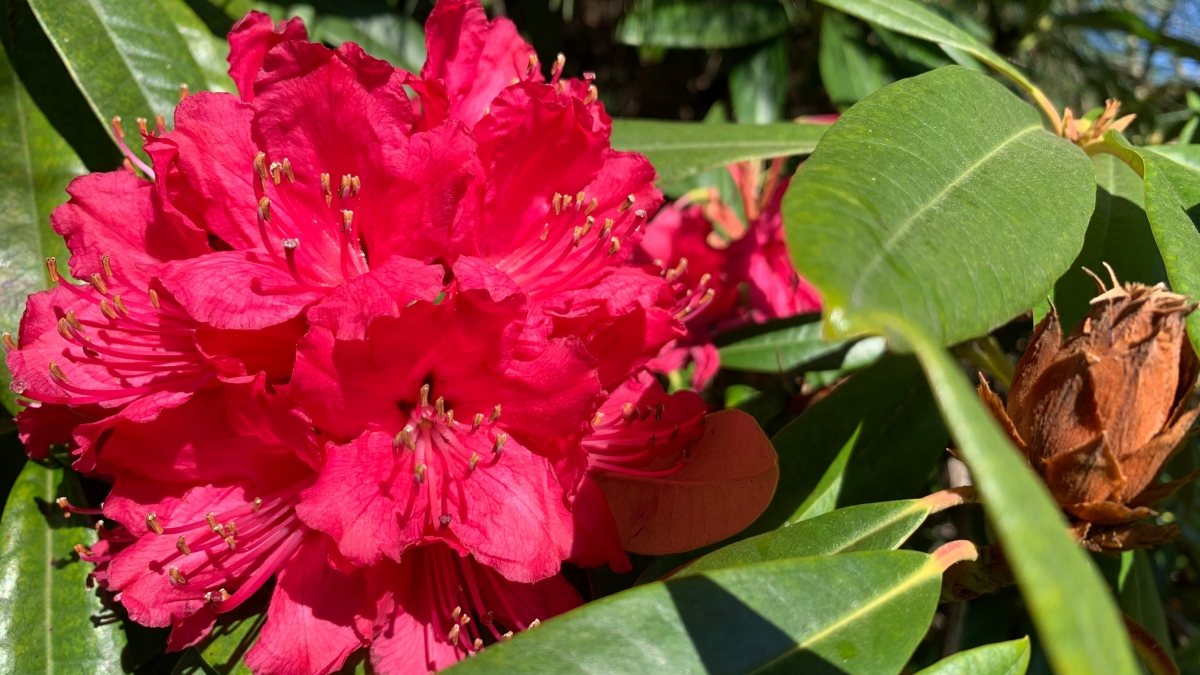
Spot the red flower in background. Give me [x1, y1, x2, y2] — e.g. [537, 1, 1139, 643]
[5, 3, 779, 674]
[637, 159, 823, 389]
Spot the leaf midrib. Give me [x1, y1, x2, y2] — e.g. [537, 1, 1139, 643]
[748, 557, 937, 674]
[848, 124, 1042, 310]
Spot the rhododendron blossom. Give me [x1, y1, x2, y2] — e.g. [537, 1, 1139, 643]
[637, 159, 823, 389]
[3, 2, 778, 674]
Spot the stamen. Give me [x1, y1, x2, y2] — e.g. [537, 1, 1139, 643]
[446, 410, 454, 426]
[65, 311, 83, 331]
[489, 405, 501, 423]
[619, 195, 635, 213]
[113, 295, 129, 314]
[90, 273, 108, 295]
[339, 175, 352, 199]
[341, 210, 353, 232]
[254, 152, 269, 186]
[551, 53, 566, 79]
[155, 114, 166, 134]
[420, 384, 431, 408]
[46, 257, 60, 283]
[655, 403, 664, 422]
[269, 162, 283, 185]
[435, 396, 445, 419]
[75, 543, 92, 557]
[57, 319, 73, 341]
[415, 464, 427, 483]
[258, 196, 271, 222]
[493, 433, 507, 455]
[149, 289, 161, 309]
[575, 191, 586, 212]
[2, 333, 15, 351]
[146, 512, 164, 535]
[584, 86, 598, 104]
[351, 176, 361, 196]
[282, 159, 294, 182]
[525, 54, 539, 78]
[468, 453, 481, 471]
[321, 173, 332, 206]
[607, 238, 620, 256]
[136, 118, 148, 135]
[49, 362, 68, 383]
[169, 566, 188, 585]
[100, 300, 118, 319]
[252, 498, 262, 512]
[101, 255, 113, 277]
[552, 193, 562, 215]
[179, 84, 189, 101]
[177, 536, 191, 556]
[472, 413, 484, 431]
[439, 514, 452, 528]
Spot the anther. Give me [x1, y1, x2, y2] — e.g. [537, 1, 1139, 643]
[552, 193, 562, 215]
[586, 198, 598, 215]
[224, 534, 237, 551]
[149, 289, 161, 309]
[540, 224, 550, 241]
[252, 497, 262, 511]
[46, 257, 60, 283]
[282, 158, 294, 182]
[282, 238, 299, 250]
[446, 410, 454, 426]
[399, 426, 416, 451]
[179, 84, 189, 101]
[572, 226, 583, 246]
[351, 176, 360, 196]
[634, 209, 647, 222]
[526, 53, 539, 77]
[101, 255, 113, 277]
[551, 53, 565, 78]
[607, 237, 621, 256]
[269, 161, 283, 185]
[493, 433, 507, 455]
[75, 543, 93, 557]
[95, 521, 109, 537]
[622, 402, 635, 422]
[136, 117, 148, 135]
[451, 606, 462, 620]
[468, 452, 481, 471]
[473, 638, 483, 650]
[415, 464, 427, 483]
[582, 216, 595, 237]
[529, 619, 541, 629]
[176, 536, 191, 556]
[489, 404, 501, 423]
[254, 152, 269, 183]
[460, 614, 471, 626]
[435, 396, 445, 418]
[439, 514, 452, 528]
[2, 333, 15, 351]
[341, 210, 354, 232]
[100, 300, 118, 320]
[56, 497, 72, 517]
[321, 173, 332, 206]
[57, 319, 73, 341]
[419, 383, 430, 408]
[665, 258, 688, 283]
[66, 311, 83, 331]
[448, 624, 461, 645]
[146, 512, 164, 535]
[655, 402, 664, 422]
[562, 194, 573, 211]
[155, 114, 166, 134]
[111, 116, 125, 140]
[49, 362, 68, 383]
[509, 77, 520, 85]
[339, 174, 352, 199]
[169, 566, 188, 585]
[501, 631, 514, 641]
[114, 295, 129, 314]
[575, 191, 586, 212]
[258, 196, 271, 222]
[206, 512, 219, 532]
[619, 195, 635, 213]
[472, 413, 484, 431]
[584, 86, 598, 105]
[592, 411, 604, 426]
[600, 218, 614, 239]
[90, 273, 108, 295]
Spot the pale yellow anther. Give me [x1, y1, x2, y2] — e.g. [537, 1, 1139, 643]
[572, 226, 583, 246]
[540, 224, 550, 241]
[270, 162, 284, 185]
[448, 624, 461, 645]
[592, 411, 604, 427]
[493, 433, 507, 455]
[136, 118, 148, 135]
[526, 53, 539, 77]
[489, 404, 501, 423]
[600, 218, 614, 239]
[75, 543, 93, 557]
[252, 497, 262, 511]
[552, 193, 563, 215]
[575, 191, 585, 212]
[584, 86, 598, 105]
[551, 53, 565, 78]
[581, 216, 595, 237]
[321, 173, 333, 207]
[472, 413, 484, 431]
[168, 566, 187, 585]
[206, 512, 219, 532]
[342, 210, 354, 232]
[585, 198, 598, 215]
[179, 84, 189, 102]
[619, 195, 635, 213]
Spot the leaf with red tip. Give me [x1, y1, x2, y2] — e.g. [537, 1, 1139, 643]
[593, 409, 779, 555]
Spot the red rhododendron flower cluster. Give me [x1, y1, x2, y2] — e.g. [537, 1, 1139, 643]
[637, 158, 822, 389]
[4, 3, 779, 674]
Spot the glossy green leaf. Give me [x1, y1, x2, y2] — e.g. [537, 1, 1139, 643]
[0, 49, 87, 414]
[814, 0, 1046, 106]
[196, 590, 271, 675]
[155, 0, 235, 93]
[784, 66, 1093, 347]
[676, 499, 931, 578]
[610, 119, 829, 185]
[1048, 153, 1166, 331]
[913, 637, 1031, 675]
[729, 37, 788, 124]
[819, 10, 892, 110]
[5, 0, 210, 169]
[0, 460, 127, 674]
[615, 0, 789, 49]
[173, 648, 220, 675]
[890, 317, 1139, 675]
[716, 314, 885, 374]
[312, 13, 426, 73]
[1101, 138, 1200, 356]
[1118, 551, 1172, 662]
[447, 550, 947, 675]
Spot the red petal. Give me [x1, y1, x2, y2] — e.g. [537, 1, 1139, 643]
[227, 11, 308, 102]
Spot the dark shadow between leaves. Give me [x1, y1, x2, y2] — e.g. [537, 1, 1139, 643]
[665, 575, 850, 675]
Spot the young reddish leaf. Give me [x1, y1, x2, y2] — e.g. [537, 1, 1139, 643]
[593, 409, 779, 554]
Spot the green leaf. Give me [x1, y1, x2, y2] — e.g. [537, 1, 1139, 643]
[0, 49, 87, 414]
[615, 0, 790, 49]
[729, 37, 788, 124]
[819, 10, 893, 110]
[1117, 551, 1172, 662]
[716, 314, 862, 373]
[913, 637, 1031, 675]
[676, 498, 932, 578]
[765, 354, 947, 525]
[446, 550, 948, 675]
[1101, 138, 1200, 356]
[173, 648, 221, 675]
[312, 13, 426, 73]
[0, 460, 128, 674]
[3, 0, 211, 169]
[196, 589, 271, 675]
[783, 66, 1093, 347]
[890, 317, 1139, 675]
[155, 0, 235, 94]
[610, 119, 829, 185]
[1047, 153, 1166, 331]
[813, 0, 1048, 107]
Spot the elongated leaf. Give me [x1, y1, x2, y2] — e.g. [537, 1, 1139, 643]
[819, 10, 893, 110]
[1118, 551, 1173, 662]
[0, 49, 86, 413]
[1049, 153, 1166, 331]
[891, 318, 1139, 675]
[155, 0, 235, 93]
[593, 410, 778, 555]
[196, 588, 273, 675]
[1054, 11, 1200, 63]
[913, 637, 1031, 675]
[0, 460, 127, 674]
[447, 549, 959, 675]
[729, 37, 788, 124]
[784, 66, 1093, 347]
[610, 119, 829, 185]
[616, 0, 789, 49]
[1100, 138, 1200, 355]
[312, 13, 426, 73]
[716, 314, 887, 373]
[676, 498, 932, 578]
[5, 0, 209, 169]
[814, 0, 1049, 108]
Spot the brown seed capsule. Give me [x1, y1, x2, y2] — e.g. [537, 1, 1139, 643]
[979, 270, 1200, 551]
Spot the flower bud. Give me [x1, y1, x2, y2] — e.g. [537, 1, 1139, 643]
[979, 269, 1199, 550]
